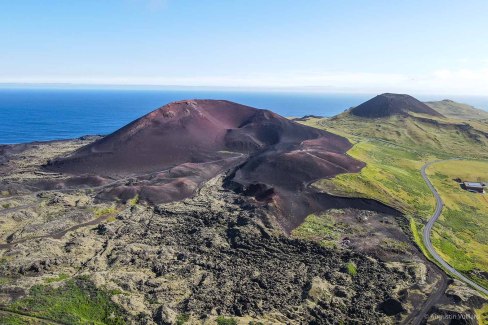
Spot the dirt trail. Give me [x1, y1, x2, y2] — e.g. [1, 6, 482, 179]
[402, 266, 448, 325]
[0, 152, 246, 205]
[0, 212, 116, 250]
[0, 153, 248, 249]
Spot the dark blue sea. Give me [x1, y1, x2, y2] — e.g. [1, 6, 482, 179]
[0, 88, 487, 144]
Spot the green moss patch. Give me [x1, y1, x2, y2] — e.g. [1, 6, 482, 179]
[291, 211, 347, 248]
[216, 316, 237, 325]
[346, 262, 357, 276]
[7, 278, 126, 324]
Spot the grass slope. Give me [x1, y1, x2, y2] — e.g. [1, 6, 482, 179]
[310, 113, 488, 159]
[2, 278, 126, 325]
[426, 100, 488, 120]
[427, 160, 488, 287]
[291, 210, 347, 248]
[299, 113, 488, 288]
[312, 139, 435, 219]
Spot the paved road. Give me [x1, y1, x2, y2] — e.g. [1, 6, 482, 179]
[421, 160, 488, 296]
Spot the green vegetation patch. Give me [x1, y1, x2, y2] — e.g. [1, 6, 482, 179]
[427, 160, 488, 286]
[94, 205, 117, 218]
[300, 116, 488, 287]
[409, 218, 433, 261]
[425, 100, 488, 120]
[475, 303, 488, 325]
[0, 277, 13, 285]
[176, 313, 190, 325]
[291, 210, 348, 248]
[44, 273, 69, 283]
[381, 238, 410, 253]
[7, 278, 126, 324]
[0, 258, 14, 286]
[0, 313, 33, 325]
[128, 194, 139, 207]
[216, 316, 237, 325]
[313, 140, 435, 219]
[346, 262, 357, 276]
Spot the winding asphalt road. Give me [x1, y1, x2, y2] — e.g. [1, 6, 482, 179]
[421, 160, 488, 296]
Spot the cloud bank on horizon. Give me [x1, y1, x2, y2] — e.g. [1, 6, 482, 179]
[3, 69, 487, 95]
[1, 0, 487, 95]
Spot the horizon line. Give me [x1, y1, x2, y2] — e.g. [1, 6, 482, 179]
[1, 82, 488, 98]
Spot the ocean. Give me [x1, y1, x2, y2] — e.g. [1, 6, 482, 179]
[0, 88, 487, 144]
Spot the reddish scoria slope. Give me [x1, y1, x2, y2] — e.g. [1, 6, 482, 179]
[45, 100, 380, 230]
[46, 99, 357, 176]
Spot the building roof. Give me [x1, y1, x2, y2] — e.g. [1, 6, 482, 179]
[464, 182, 484, 188]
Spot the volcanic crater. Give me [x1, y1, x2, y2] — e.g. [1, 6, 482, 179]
[44, 99, 398, 230]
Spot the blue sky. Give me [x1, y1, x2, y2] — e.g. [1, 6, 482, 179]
[1, 0, 488, 94]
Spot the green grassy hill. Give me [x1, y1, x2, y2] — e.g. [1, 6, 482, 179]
[427, 160, 488, 288]
[298, 101, 488, 289]
[425, 99, 488, 120]
[312, 112, 488, 159]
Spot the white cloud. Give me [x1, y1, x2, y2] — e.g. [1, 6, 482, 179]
[433, 69, 453, 79]
[2, 68, 488, 95]
[419, 68, 488, 94]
